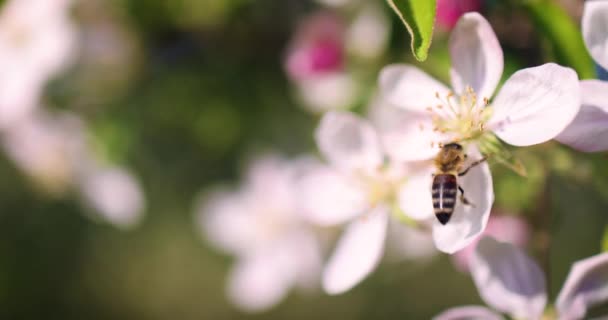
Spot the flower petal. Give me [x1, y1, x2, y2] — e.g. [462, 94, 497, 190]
[582, 0, 608, 70]
[387, 221, 437, 261]
[452, 214, 531, 273]
[398, 164, 436, 220]
[379, 64, 450, 114]
[369, 99, 443, 161]
[81, 166, 145, 228]
[196, 189, 258, 255]
[471, 236, 547, 320]
[322, 206, 388, 294]
[316, 111, 383, 173]
[295, 163, 368, 226]
[449, 12, 503, 101]
[432, 147, 494, 254]
[433, 305, 504, 320]
[489, 63, 580, 146]
[227, 249, 295, 312]
[289, 231, 323, 290]
[555, 80, 608, 152]
[556, 252, 608, 320]
[297, 72, 358, 112]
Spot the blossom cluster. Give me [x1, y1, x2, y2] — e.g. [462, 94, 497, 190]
[0, 0, 145, 227]
[196, 0, 608, 317]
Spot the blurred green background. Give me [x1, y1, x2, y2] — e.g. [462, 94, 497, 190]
[1, 0, 607, 319]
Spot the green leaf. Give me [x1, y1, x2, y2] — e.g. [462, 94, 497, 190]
[386, 0, 436, 61]
[522, 0, 595, 79]
[603, 226, 608, 252]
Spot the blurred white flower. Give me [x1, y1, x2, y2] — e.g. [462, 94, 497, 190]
[346, 3, 390, 60]
[1, 110, 86, 193]
[1, 108, 145, 227]
[0, 0, 77, 129]
[297, 111, 443, 294]
[79, 166, 145, 228]
[436, 236, 608, 320]
[556, 1, 608, 152]
[196, 155, 322, 312]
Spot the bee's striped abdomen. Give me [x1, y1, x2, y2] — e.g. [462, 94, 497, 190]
[432, 174, 458, 225]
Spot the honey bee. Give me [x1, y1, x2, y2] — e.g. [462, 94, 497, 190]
[432, 143, 487, 225]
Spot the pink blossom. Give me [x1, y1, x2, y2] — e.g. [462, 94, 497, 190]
[436, 0, 483, 31]
[285, 12, 345, 81]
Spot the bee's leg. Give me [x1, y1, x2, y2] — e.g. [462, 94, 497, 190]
[458, 156, 488, 176]
[458, 185, 476, 207]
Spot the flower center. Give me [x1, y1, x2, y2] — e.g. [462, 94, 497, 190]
[358, 166, 401, 208]
[427, 86, 493, 144]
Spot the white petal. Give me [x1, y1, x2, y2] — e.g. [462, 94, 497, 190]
[346, 2, 390, 60]
[555, 80, 608, 152]
[433, 305, 504, 320]
[369, 99, 443, 161]
[297, 72, 358, 113]
[322, 206, 388, 294]
[244, 154, 295, 214]
[433, 147, 494, 254]
[81, 166, 145, 228]
[196, 189, 258, 255]
[556, 252, 608, 320]
[379, 64, 451, 114]
[289, 231, 323, 290]
[227, 250, 295, 312]
[387, 221, 437, 261]
[471, 237, 547, 320]
[449, 12, 503, 101]
[295, 164, 368, 226]
[398, 164, 436, 220]
[582, 0, 608, 70]
[489, 63, 580, 146]
[316, 111, 383, 173]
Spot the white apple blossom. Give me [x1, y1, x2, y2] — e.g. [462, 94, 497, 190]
[436, 236, 608, 320]
[297, 110, 488, 294]
[0, 0, 77, 129]
[375, 12, 579, 253]
[556, 1, 608, 152]
[368, 96, 494, 255]
[378, 12, 580, 162]
[196, 155, 322, 312]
